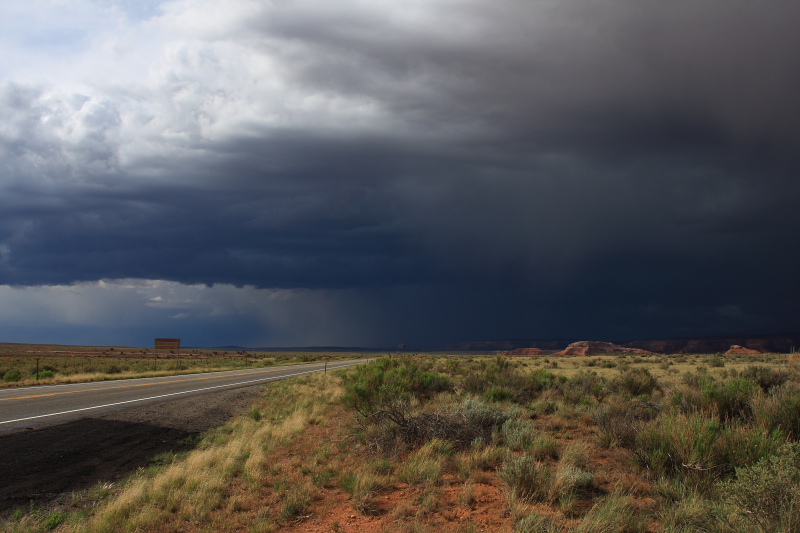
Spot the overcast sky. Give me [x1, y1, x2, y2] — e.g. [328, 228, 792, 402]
[1, 0, 799, 348]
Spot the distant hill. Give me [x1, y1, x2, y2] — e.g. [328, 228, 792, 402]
[623, 333, 800, 354]
[437, 333, 800, 354]
[554, 341, 653, 356]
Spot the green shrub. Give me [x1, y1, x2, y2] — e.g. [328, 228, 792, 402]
[340, 470, 384, 514]
[529, 368, 558, 392]
[455, 443, 506, 478]
[515, 513, 563, 533]
[420, 398, 509, 449]
[462, 371, 488, 395]
[716, 423, 787, 476]
[419, 437, 454, 457]
[528, 434, 560, 460]
[683, 368, 715, 389]
[342, 357, 451, 426]
[339, 470, 358, 494]
[397, 455, 443, 486]
[462, 357, 545, 404]
[502, 418, 536, 451]
[593, 397, 659, 448]
[667, 386, 704, 414]
[459, 397, 509, 428]
[279, 485, 311, 521]
[559, 441, 591, 470]
[562, 371, 608, 405]
[633, 412, 784, 484]
[740, 366, 790, 393]
[657, 493, 733, 533]
[614, 367, 658, 397]
[551, 464, 593, 500]
[499, 455, 552, 503]
[43, 512, 66, 531]
[634, 413, 721, 479]
[574, 492, 643, 533]
[311, 467, 336, 488]
[365, 397, 509, 452]
[752, 385, 800, 440]
[368, 458, 394, 476]
[721, 442, 800, 532]
[499, 442, 584, 502]
[30, 368, 56, 380]
[702, 378, 758, 423]
[484, 386, 513, 402]
[3, 369, 21, 382]
[530, 399, 558, 416]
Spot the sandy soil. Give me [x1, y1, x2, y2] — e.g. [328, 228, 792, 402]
[0, 384, 266, 512]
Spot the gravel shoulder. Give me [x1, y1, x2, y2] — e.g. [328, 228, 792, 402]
[0, 384, 266, 513]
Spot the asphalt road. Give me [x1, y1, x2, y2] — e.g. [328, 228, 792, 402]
[0, 360, 363, 432]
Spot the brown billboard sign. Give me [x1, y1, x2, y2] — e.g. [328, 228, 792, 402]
[155, 338, 181, 350]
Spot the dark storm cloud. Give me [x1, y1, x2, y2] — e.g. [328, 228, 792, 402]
[1, 154, 420, 288]
[2, 0, 800, 345]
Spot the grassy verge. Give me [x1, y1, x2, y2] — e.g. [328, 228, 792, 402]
[2, 371, 346, 533]
[0, 345, 365, 388]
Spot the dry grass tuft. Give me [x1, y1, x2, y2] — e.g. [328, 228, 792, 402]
[55, 372, 340, 533]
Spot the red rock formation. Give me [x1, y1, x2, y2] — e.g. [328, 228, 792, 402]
[624, 334, 800, 354]
[725, 345, 762, 355]
[500, 348, 545, 356]
[554, 341, 653, 356]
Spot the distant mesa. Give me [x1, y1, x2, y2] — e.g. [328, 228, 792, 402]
[439, 333, 800, 354]
[624, 334, 799, 354]
[725, 344, 762, 355]
[500, 347, 545, 356]
[554, 341, 654, 356]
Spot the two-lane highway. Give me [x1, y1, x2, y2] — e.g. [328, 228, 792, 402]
[0, 360, 364, 432]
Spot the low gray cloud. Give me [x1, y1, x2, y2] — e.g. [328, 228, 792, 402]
[0, 0, 799, 346]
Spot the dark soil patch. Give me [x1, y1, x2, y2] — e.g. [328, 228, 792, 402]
[0, 384, 265, 513]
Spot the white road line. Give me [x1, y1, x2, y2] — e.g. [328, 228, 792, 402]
[0, 364, 355, 426]
[0, 365, 311, 393]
